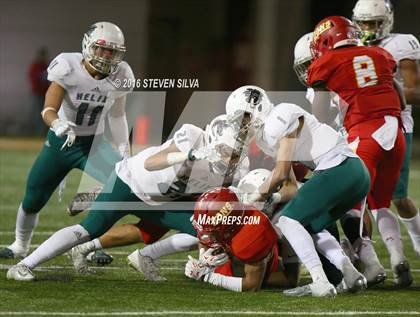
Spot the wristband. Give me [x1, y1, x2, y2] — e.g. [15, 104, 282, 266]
[41, 107, 57, 119]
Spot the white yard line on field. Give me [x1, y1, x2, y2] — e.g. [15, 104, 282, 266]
[0, 311, 419, 316]
[0, 264, 419, 273]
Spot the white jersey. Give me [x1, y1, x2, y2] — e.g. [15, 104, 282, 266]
[116, 124, 249, 205]
[256, 103, 357, 171]
[378, 33, 420, 133]
[47, 53, 134, 136]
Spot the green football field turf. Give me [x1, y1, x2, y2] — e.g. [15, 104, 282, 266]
[0, 141, 419, 317]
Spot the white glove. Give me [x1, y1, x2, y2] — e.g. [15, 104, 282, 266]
[199, 247, 229, 268]
[118, 143, 131, 159]
[51, 119, 76, 150]
[185, 255, 211, 280]
[188, 146, 219, 163]
[241, 192, 262, 204]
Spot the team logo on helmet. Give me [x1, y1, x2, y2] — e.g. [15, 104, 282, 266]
[243, 88, 262, 110]
[313, 20, 332, 41]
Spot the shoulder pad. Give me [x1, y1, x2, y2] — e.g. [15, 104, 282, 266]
[47, 53, 73, 84]
[173, 124, 204, 153]
[385, 34, 420, 61]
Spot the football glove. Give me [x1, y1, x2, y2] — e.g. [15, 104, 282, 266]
[51, 118, 76, 150]
[199, 247, 229, 268]
[188, 147, 219, 163]
[185, 255, 211, 280]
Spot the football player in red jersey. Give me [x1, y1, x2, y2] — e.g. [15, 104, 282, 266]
[307, 16, 412, 287]
[184, 188, 300, 292]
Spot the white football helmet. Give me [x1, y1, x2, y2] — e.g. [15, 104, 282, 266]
[352, 0, 393, 44]
[293, 32, 313, 87]
[204, 114, 247, 176]
[238, 169, 271, 195]
[225, 85, 273, 143]
[82, 22, 126, 75]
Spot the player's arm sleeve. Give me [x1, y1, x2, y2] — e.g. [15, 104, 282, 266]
[47, 53, 72, 89]
[108, 95, 130, 158]
[203, 272, 243, 292]
[143, 125, 203, 171]
[173, 124, 204, 154]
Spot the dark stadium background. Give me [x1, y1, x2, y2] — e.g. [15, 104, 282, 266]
[1, 0, 419, 140]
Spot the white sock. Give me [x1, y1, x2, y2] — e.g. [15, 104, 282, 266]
[399, 211, 420, 252]
[312, 230, 352, 271]
[373, 208, 405, 266]
[12, 204, 39, 251]
[76, 239, 102, 256]
[140, 233, 198, 260]
[21, 225, 90, 269]
[276, 216, 328, 283]
[354, 237, 382, 267]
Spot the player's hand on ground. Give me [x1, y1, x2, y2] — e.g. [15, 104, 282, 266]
[185, 255, 211, 280]
[199, 247, 229, 268]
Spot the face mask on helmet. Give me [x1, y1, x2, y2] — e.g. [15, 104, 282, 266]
[205, 115, 247, 177]
[82, 22, 126, 75]
[225, 85, 273, 144]
[352, 0, 394, 45]
[293, 33, 314, 87]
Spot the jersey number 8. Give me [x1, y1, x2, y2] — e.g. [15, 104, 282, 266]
[352, 55, 378, 88]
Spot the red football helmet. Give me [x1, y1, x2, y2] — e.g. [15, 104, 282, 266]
[192, 187, 245, 249]
[310, 16, 360, 59]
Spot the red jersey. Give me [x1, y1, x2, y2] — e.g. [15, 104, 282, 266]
[215, 209, 279, 276]
[307, 45, 401, 131]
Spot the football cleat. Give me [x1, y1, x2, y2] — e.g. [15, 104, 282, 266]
[342, 261, 367, 293]
[283, 280, 337, 297]
[364, 263, 387, 286]
[127, 250, 167, 282]
[335, 279, 349, 294]
[69, 245, 94, 274]
[392, 261, 413, 288]
[86, 250, 113, 266]
[7, 264, 35, 281]
[0, 242, 29, 259]
[67, 186, 102, 216]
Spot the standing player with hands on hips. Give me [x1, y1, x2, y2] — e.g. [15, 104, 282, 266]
[0, 22, 134, 264]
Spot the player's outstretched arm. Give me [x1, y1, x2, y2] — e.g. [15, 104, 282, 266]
[144, 141, 187, 171]
[41, 81, 65, 127]
[257, 119, 302, 200]
[108, 95, 130, 158]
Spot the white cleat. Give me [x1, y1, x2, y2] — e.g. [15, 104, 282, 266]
[335, 279, 349, 294]
[7, 264, 35, 281]
[363, 263, 387, 286]
[127, 250, 167, 282]
[284, 280, 337, 297]
[68, 245, 94, 274]
[342, 261, 367, 293]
